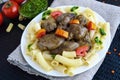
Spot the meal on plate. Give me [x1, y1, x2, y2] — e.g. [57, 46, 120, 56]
[25, 6, 110, 76]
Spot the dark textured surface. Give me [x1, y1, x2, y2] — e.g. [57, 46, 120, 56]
[0, 0, 120, 80]
[92, 1, 120, 80]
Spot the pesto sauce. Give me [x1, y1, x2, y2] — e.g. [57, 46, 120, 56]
[19, 0, 48, 19]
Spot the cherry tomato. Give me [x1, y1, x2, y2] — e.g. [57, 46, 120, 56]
[0, 13, 3, 26]
[2, 1, 19, 19]
[51, 11, 62, 19]
[10, 0, 25, 5]
[76, 45, 89, 57]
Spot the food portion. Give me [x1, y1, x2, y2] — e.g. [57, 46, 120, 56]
[19, 0, 48, 19]
[26, 6, 110, 76]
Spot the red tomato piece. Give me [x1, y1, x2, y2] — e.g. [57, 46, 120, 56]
[87, 21, 96, 30]
[10, 0, 25, 5]
[0, 13, 3, 26]
[51, 11, 62, 19]
[2, 1, 19, 19]
[76, 45, 89, 57]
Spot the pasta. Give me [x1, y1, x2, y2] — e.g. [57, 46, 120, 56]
[65, 67, 75, 76]
[85, 53, 99, 65]
[84, 49, 96, 60]
[89, 30, 95, 39]
[55, 55, 83, 67]
[51, 60, 59, 67]
[82, 8, 97, 24]
[62, 51, 76, 58]
[35, 49, 53, 71]
[52, 64, 67, 74]
[42, 51, 53, 61]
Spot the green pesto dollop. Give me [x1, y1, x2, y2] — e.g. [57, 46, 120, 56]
[19, 0, 48, 19]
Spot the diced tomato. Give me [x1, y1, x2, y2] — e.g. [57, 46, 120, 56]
[76, 45, 89, 57]
[51, 11, 62, 19]
[87, 21, 96, 30]
[36, 29, 46, 38]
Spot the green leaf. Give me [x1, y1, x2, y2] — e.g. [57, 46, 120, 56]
[71, 6, 79, 12]
[94, 37, 102, 44]
[42, 10, 51, 20]
[42, 10, 51, 16]
[94, 37, 99, 43]
[99, 28, 106, 35]
[42, 16, 46, 20]
[99, 40, 103, 44]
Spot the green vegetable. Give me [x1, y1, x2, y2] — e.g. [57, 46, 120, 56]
[94, 37, 102, 44]
[19, 0, 48, 19]
[42, 10, 51, 16]
[71, 6, 79, 12]
[99, 28, 106, 35]
[51, 54, 56, 59]
[27, 43, 33, 51]
[42, 16, 46, 20]
[42, 10, 51, 20]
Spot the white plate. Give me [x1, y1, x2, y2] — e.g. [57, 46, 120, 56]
[21, 6, 111, 77]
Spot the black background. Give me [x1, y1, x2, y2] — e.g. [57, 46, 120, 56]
[0, 0, 120, 80]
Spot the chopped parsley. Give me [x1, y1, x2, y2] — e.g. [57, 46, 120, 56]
[99, 28, 106, 35]
[94, 37, 102, 44]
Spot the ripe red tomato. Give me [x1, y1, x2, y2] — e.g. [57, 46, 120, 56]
[51, 11, 62, 19]
[10, 0, 25, 5]
[0, 13, 3, 26]
[2, 1, 19, 19]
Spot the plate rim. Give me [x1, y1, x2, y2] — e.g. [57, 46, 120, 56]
[20, 5, 111, 77]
